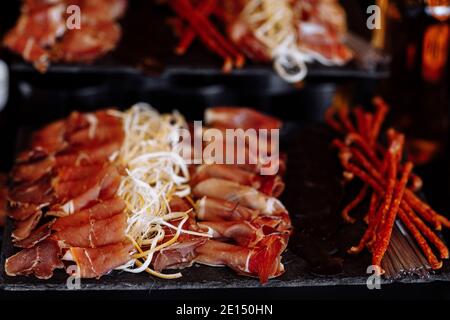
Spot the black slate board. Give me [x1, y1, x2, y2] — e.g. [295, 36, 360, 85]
[1, 124, 450, 291]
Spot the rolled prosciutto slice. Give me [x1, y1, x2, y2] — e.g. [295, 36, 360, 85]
[198, 220, 265, 247]
[53, 164, 121, 215]
[153, 238, 208, 272]
[191, 164, 285, 197]
[52, 197, 126, 230]
[196, 196, 259, 222]
[5, 240, 64, 279]
[205, 107, 282, 130]
[196, 235, 287, 284]
[193, 178, 286, 215]
[69, 241, 133, 279]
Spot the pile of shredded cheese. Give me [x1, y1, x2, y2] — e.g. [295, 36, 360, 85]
[110, 103, 209, 279]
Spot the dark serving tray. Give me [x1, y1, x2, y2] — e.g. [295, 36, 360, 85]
[1, 0, 390, 88]
[1, 124, 449, 292]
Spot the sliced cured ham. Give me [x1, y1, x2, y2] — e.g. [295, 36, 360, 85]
[8, 203, 44, 221]
[52, 197, 126, 230]
[153, 238, 208, 272]
[205, 107, 282, 130]
[14, 220, 54, 248]
[12, 211, 42, 241]
[53, 164, 121, 214]
[11, 155, 55, 183]
[196, 196, 259, 222]
[67, 124, 124, 147]
[193, 178, 286, 215]
[55, 141, 122, 167]
[69, 241, 133, 278]
[2, 1, 65, 71]
[52, 212, 127, 248]
[30, 120, 67, 154]
[198, 220, 265, 247]
[191, 164, 285, 197]
[3, 0, 127, 71]
[9, 176, 54, 205]
[5, 240, 64, 279]
[52, 21, 121, 63]
[56, 164, 106, 183]
[196, 235, 287, 284]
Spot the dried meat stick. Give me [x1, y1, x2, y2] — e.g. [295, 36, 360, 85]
[176, 0, 217, 55]
[338, 105, 357, 133]
[398, 209, 442, 269]
[339, 154, 384, 195]
[345, 133, 382, 169]
[170, 0, 244, 69]
[348, 194, 381, 254]
[404, 190, 443, 230]
[370, 96, 389, 145]
[364, 192, 379, 224]
[402, 203, 449, 259]
[364, 113, 374, 142]
[375, 151, 397, 233]
[341, 184, 368, 224]
[353, 107, 367, 137]
[372, 162, 413, 268]
[349, 146, 384, 185]
[345, 136, 438, 231]
[325, 108, 344, 134]
[374, 143, 423, 191]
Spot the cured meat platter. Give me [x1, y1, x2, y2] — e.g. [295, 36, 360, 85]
[1, 122, 449, 291]
[1, 0, 389, 85]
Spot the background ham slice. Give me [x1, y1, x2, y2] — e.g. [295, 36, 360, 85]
[69, 241, 133, 278]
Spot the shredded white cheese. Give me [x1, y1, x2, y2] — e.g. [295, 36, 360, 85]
[112, 103, 209, 277]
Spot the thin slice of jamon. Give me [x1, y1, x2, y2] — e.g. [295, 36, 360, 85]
[69, 241, 133, 278]
[78, 0, 128, 22]
[2, 2, 66, 72]
[191, 164, 285, 197]
[52, 197, 126, 230]
[193, 178, 286, 215]
[196, 196, 259, 222]
[55, 164, 106, 183]
[30, 120, 67, 154]
[198, 220, 266, 247]
[196, 235, 287, 284]
[5, 239, 64, 279]
[12, 211, 42, 241]
[52, 212, 127, 248]
[9, 176, 54, 205]
[52, 21, 121, 63]
[52, 164, 121, 214]
[153, 238, 209, 272]
[14, 220, 54, 248]
[154, 235, 287, 284]
[205, 107, 283, 130]
[67, 124, 125, 148]
[8, 203, 44, 221]
[11, 155, 55, 184]
[55, 141, 122, 167]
